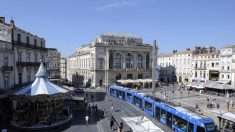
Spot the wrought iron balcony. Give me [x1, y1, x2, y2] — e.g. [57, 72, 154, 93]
[194, 67, 206, 70]
[16, 62, 41, 67]
[2, 66, 13, 72]
[12, 41, 46, 51]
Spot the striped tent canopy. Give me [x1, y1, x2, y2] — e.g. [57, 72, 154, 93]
[14, 62, 68, 96]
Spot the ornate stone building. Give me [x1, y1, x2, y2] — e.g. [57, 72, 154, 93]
[191, 46, 220, 82]
[67, 33, 153, 87]
[158, 53, 176, 83]
[0, 17, 46, 90]
[45, 48, 61, 79]
[60, 57, 67, 80]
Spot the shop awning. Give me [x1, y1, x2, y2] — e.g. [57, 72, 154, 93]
[217, 79, 231, 84]
[209, 109, 235, 122]
[121, 116, 164, 132]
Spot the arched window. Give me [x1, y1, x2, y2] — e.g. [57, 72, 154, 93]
[115, 53, 122, 69]
[137, 54, 143, 68]
[126, 53, 133, 68]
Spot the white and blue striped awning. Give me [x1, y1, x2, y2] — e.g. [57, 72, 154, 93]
[15, 62, 68, 96]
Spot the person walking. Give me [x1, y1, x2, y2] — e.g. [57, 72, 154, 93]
[95, 104, 98, 112]
[85, 115, 89, 126]
[119, 121, 123, 132]
[110, 119, 114, 130]
[227, 100, 230, 111]
[111, 103, 114, 113]
[91, 94, 94, 101]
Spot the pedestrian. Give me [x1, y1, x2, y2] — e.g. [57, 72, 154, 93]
[111, 103, 114, 113]
[198, 97, 201, 104]
[207, 97, 209, 102]
[95, 104, 98, 112]
[227, 100, 230, 111]
[232, 101, 234, 110]
[91, 94, 94, 101]
[103, 109, 106, 118]
[217, 103, 220, 109]
[88, 104, 91, 114]
[196, 103, 199, 109]
[119, 121, 123, 132]
[110, 119, 114, 130]
[178, 103, 181, 107]
[85, 115, 89, 126]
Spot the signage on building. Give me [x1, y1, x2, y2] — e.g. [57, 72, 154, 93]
[0, 23, 11, 42]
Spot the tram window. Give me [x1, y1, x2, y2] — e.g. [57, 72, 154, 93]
[139, 99, 143, 108]
[188, 122, 194, 132]
[134, 97, 138, 104]
[173, 115, 187, 132]
[196, 126, 205, 132]
[161, 109, 166, 120]
[156, 107, 160, 120]
[204, 123, 215, 132]
[145, 101, 152, 111]
[127, 93, 131, 99]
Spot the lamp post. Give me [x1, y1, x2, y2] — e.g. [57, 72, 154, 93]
[152, 40, 159, 94]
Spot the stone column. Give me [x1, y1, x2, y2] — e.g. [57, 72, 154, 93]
[106, 49, 109, 70]
[143, 52, 146, 69]
[134, 52, 137, 69]
[122, 52, 126, 69]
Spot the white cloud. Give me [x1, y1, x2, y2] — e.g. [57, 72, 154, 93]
[98, 0, 143, 11]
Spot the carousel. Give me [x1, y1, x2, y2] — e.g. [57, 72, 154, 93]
[11, 62, 72, 130]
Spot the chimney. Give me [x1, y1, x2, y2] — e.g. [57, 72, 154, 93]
[10, 19, 15, 28]
[0, 16, 5, 24]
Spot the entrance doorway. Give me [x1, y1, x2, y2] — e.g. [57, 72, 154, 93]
[99, 79, 102, 86]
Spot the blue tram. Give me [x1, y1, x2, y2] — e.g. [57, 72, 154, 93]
[109, 85, 216, 132]
[155, 102, 216, 132]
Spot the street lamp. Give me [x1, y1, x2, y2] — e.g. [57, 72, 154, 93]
[152, 40, 159, 94]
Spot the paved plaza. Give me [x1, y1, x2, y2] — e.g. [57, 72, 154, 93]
[6, 86, 235, 132]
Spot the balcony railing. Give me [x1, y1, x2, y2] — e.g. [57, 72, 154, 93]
[13, 41, 46, 51]
[2, 66, 13, 72]
[194, 67, 206, 70]
[16, 62, 41, 67]
[220, 70, 230, 73]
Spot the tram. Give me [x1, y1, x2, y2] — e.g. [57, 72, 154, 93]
[109, 85, 216, 132]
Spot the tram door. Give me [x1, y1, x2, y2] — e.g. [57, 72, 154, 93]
[166, 112, 172, 128]
[155, 107, 160, 120]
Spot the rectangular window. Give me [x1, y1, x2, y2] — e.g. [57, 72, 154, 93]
[4, 57, 8, 66]
[173, 115, 187, 132]
[144, 101, 152, 111]
[17, 34, 21, 42]
[155, 107, 160, 120]
[196, 126, 205, 132]
[161, 109, 166, 120]
[188, 122, 194, 132]
[138, 74, 143, 79]
[26, 36, 30, 44]
[34, 39, 37, 46]
[18, 53, 22, 62]
[127, 74, 132, 79]
[127, 93, 131, 99]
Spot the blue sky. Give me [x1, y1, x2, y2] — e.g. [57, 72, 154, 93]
[1, 0, 235, 57]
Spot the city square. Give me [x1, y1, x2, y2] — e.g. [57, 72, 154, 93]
[1, 0, 235, 132]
